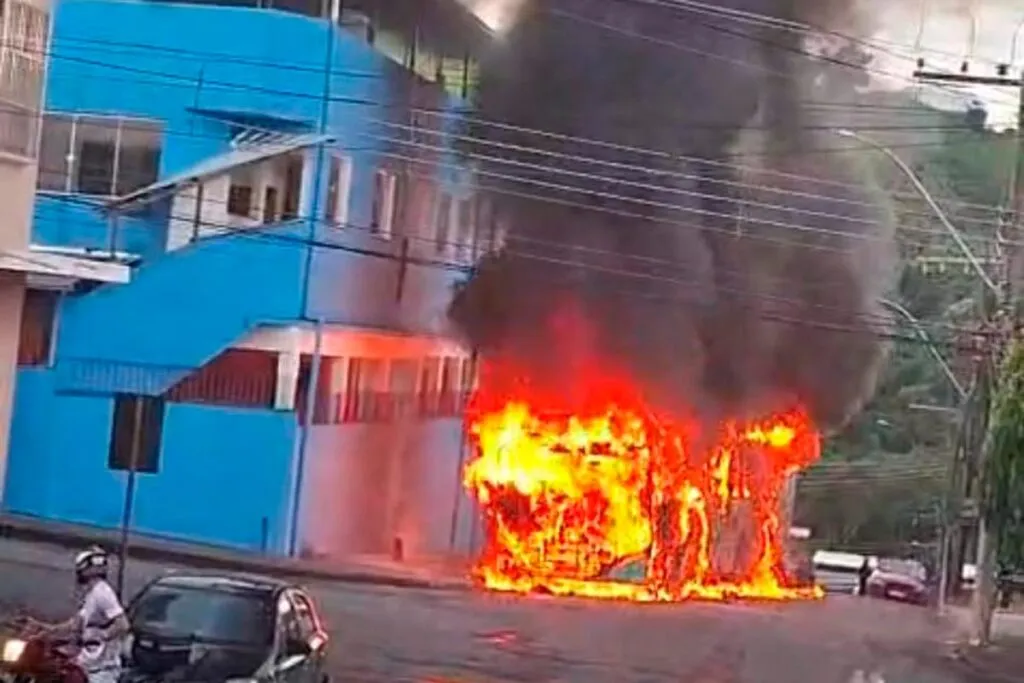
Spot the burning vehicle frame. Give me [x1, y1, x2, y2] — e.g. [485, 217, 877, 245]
[461, 388, 823, 602]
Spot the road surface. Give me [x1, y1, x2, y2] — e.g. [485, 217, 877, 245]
[0, 538, 991, 683]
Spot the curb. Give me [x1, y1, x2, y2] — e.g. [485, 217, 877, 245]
[951, 644, 1024, 683]
[0, 516, 471, 593]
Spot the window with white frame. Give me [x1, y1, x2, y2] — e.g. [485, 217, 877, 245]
[36, 114, 163, 195]
[475, 197, 497, 259]
[0, 0, 48, 159]
[454, 198, 476, 263]
[433, 192, 452, 254]
[325, 154, 352, 227]
[370, 169, 397, 238]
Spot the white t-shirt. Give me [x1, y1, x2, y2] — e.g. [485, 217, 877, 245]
[76, 580, 126, 673]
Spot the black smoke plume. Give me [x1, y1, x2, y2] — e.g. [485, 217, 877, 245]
[449, 0, 894, 429]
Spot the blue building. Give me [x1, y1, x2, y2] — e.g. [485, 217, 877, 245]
[2, 0, 497, 560]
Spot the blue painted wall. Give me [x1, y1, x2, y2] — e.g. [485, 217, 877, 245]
[4, 369, 296, 552]
[10, 0, 477, 553]
[53, 220, 306, 395]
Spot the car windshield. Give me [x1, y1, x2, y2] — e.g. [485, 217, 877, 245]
[876, 558, 927, 582]
[130, 584, 275, 646]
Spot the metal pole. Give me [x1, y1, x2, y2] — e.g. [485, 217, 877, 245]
[937, 515, 949, 614]
[190, 181, 204, 243]
[297, 6, 335, 317]
[879, 298, 967, 399]
[836, 129, 999, 295]
[116, 397, 145, 599]
[107, 210, 120, 262]
[971, 70, 1024, 645]
[288, 318, 324, 557]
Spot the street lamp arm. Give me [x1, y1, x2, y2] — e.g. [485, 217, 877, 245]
[880, 297, 967, 399]
[1010, 18, 1024, 69]
[835, 129, 1000, 296]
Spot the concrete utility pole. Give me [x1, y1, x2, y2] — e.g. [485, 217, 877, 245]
[913, 66, 1024, 645]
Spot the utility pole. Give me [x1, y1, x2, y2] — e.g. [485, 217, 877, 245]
[914, 65, 1024, 645]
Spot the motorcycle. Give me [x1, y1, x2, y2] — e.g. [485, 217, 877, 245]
[0, 627, 88, 683]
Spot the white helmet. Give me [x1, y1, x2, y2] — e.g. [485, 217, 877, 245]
[74, 546, 109, 582]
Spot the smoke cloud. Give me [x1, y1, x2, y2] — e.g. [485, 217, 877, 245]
[449, 0, 895, 430]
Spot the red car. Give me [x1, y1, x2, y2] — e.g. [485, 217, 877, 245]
[866, 558, 930, 605]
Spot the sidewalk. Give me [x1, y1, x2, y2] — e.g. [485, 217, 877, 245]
[946, 606, 1024, 682]
[0, 513, 471, 592]
[953, 638, 1024, 683]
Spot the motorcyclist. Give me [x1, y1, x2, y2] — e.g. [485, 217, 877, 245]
[42, 546, 130, 683]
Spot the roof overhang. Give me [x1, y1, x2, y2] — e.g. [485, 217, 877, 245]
[187, 107, 314, 131]
[1, 247, 131, 289]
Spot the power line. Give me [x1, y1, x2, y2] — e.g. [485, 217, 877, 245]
[25, 120, 999, 334]
[32, 32, 1018, 214]
[605, 0, 1024, 100]
[23, 102, 1004, 262]
[372, 118, 1011, 234]
[41, 26, 1003, 113]
[29, 152, 964, 312]
[363, 123, 1007, 247]
[42, 190, 991, 349]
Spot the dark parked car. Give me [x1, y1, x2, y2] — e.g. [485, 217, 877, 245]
[866, 558, 929, 606]
[125, 574, 329, 683]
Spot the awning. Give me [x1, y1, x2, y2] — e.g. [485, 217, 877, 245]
[0, 247, 130, 286]
[105, 132, 336, 212]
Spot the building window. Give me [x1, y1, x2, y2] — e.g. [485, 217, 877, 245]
[452, 198, 475, 263]
[16, 289, 57, 366]
[0, 0, 47, 159]
[371, 170, 396, 239]
[460, 354, 479, 397]
[76, 121, 117, 195]
[342, 357, 387, 422]
[108, 394, 165, 474]
[165, 349, 277, 409]
[37, 115, 72, 191]
[389, 358, 419, 420]
[475, 197, 496, 257]
[417, 356, 440, 416]
[36, 114, 163, 195]
[434, 193, 452, 254]
[262, 186, 279, 224]
[438, 357, 460, 416]
[325, 155, 352, 227]
[116, 120, 162, 194]
[227, 183, 254, 217]
[0, 102, 34, 159]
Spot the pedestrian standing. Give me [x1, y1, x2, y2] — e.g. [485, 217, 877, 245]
[857, 557, 872, 596]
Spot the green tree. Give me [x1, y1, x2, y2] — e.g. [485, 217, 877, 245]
[985, 339, 1024, 571]
[805, 96, 1017, 550]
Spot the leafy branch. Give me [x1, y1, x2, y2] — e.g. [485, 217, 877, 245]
[985, 338, 1024, 570]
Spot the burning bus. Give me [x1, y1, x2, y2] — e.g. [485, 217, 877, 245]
[459, 366, 824, 602]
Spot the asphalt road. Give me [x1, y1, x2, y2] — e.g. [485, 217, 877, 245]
[0, 538, 993, 683]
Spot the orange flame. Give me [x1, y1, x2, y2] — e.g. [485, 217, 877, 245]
[462, 366, 823, 602]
